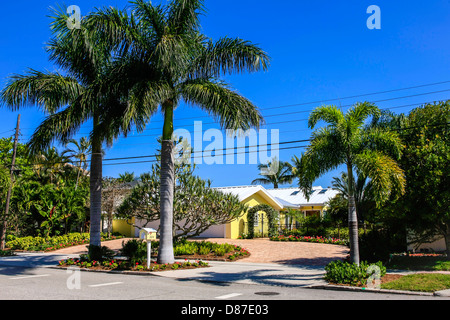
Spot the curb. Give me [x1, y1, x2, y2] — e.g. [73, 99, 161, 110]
[307, 283, 437, 296]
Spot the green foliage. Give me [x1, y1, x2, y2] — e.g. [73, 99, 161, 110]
[5, 233, 120, 252]
[387, 101, 450, 252]
[6, 233, 90, 251]
[88, 245, 115, 261]
[246, 204, 278, 239]
[120, 239, 148, 264]
[118, 158, 247, 240]
[359, 228, 406, 263]
[381, 274, 450, 292]
[119, 239, 248, 262]
[324, 260, 386, 286]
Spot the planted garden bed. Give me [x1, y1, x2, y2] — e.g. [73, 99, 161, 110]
[270, 234, 348, 246]
[6, 233, 123, 252]
[58, 257, 209, 272]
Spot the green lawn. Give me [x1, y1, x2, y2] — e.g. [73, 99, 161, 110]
[381, 273, 450, 292]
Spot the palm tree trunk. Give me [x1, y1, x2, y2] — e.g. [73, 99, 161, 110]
[89, 115, 103, 256]
[347, 163, 360, 265]
[158, 101, 175, 264]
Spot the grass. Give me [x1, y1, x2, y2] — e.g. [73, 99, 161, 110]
[381, 273, 450, 292]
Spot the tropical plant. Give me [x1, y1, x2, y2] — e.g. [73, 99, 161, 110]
[331, 171, 375, 233]
[62, 137, 92, 189]
[87, 0, 269, 263]
[294, 102, 406, 265]
[0, 7, 149, 257]
[251, 158, 294, 188]
[118, 172, 135, 183]
[387, 101, 450, 259]
[117, 160, 247, 240]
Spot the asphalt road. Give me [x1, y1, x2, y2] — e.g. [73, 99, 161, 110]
[0, 265, 445, 301]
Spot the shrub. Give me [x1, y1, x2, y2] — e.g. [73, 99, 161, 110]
[214, 246, 227, 256]
[174, 241, 198, 255]
[198, 246, 211, 255]
[5, 233, 121, 252]
[324, 260, 386, 286]
[88, 245, 115, 261]
[121, 239, 148, 264]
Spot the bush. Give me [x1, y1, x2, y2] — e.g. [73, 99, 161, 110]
[5, 233, 122, 252]
[324, 260, 386, 286]
[121, 239, 148, 264]
[359, 229, 406, 263]
[88, 245, 115, 261]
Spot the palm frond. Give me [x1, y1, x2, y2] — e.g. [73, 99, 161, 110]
[192, 37, 270, 78]
[166, 0, 205, 34]
[1, 70, 83, 113]
[308, 105, 345, 129]
[296, 126, 345, 198]
[354, 149, 406, 206]
[179, 78, 263, 130]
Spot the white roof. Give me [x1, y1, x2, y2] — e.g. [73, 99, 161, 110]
[215, 185, 339, 210]
[214, 185, 284, 210]
[267, 186, 339, 208]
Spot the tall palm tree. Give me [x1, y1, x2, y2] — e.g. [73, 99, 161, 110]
[294, 102, 406, 265]
[251, 158, 294, 188]
[0, 7, 148, 256]
[87, 0, 270, 263]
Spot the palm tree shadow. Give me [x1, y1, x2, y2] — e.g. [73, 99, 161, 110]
[175, 268, 325, 288]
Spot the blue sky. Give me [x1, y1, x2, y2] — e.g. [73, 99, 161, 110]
[1, 0, 450, 188]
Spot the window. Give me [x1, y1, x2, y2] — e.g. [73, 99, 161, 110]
[319, 189, 327, 194]
[290, 191, 300, 196]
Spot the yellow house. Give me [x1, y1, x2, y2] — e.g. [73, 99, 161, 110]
[267, 187, 339, 229]
[112, 185, 339, 239]
[212, 186, 284, 239]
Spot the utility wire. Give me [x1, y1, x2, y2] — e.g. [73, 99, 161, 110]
[15, 96, 450, 141]
[14, 83, 450, 136]
[4, 122, 449, 169]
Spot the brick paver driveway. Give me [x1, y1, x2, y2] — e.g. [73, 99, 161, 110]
[52, 237, 349, 266]
[197, 238, 349, 266]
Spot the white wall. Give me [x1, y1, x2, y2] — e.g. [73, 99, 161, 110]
[133, 219, 226, 238]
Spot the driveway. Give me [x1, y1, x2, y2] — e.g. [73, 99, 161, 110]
[52, 237, 349, 266]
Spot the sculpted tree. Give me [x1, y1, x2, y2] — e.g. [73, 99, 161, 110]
[117, 163, 247, 240]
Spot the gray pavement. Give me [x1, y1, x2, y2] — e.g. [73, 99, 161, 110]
[0, 252, 449, 298]
[0, 253, 327, 287]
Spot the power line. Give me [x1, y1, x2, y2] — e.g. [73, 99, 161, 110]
[15, 96, 450, 141]
[14, 84, 450, 136]
[4, 120, 449, 169]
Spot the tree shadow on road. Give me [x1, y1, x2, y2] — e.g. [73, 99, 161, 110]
[175, 268, 326, 288]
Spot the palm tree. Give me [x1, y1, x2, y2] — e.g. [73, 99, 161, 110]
[63, 137, 92, 189]
[331, 171, 374, 234]
[251, 158, 294, 188]
[32, 147, 70, 185]
[0, 7, 148, 257]
[294, 102, 406, 265]
[87, 0, 270, 263]
[118, 172, 135, 183]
